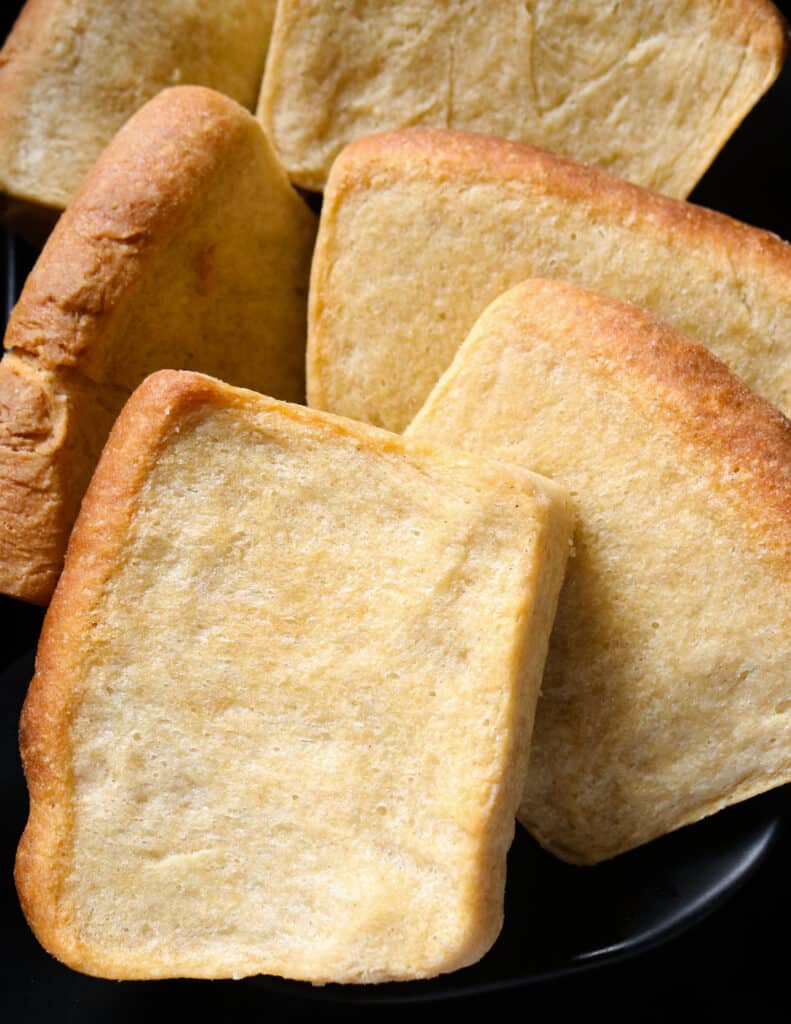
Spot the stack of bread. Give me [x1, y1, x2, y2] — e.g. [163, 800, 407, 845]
[1, 0, 789, 987]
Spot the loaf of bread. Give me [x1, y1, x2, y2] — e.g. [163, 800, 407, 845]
[15, 368, 573, 981]
[308, 128, 791, 432]
[0, 0, 277, 230]
[259, 0, 786, 195]
[406, 278, 791, 864]
[0, 85, 317, 605]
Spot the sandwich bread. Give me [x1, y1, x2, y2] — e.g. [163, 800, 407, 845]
[259, 0, 786, 195]
[0, 0, 278, 228]
[308, 129, 791, 431]
[16, 369, 573, 980]
[406, 278, 791, 864]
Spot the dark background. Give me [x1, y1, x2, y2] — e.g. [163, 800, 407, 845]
[2, 1, 791, 1019]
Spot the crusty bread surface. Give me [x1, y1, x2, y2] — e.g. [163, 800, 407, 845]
[0, 351, 126, 605]
[259, 0, 786, 194]
[15, 369, 573, 981]
[0, 0, 277, 219]
[406, 278, 791, 864]
[0, 85, 316, 605]
[308, 129, 791, 432]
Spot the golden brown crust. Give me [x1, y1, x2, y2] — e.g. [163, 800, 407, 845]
[15, 371, 204, 967]
[497, 280, 791, 534]
[734, 0, 789, 64]
[0, 354, 67, 605]
[333, 126, 791, 278]
[6, 86, 260, 375]
[0, 84, 316, 604]
[0, 352, 126, 604]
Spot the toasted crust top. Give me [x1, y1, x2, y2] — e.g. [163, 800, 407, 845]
[422, 279, 791, 537]
[731, 0, 789, 60]
[5, 86, 272, 374]
[331, 126, 791, 277]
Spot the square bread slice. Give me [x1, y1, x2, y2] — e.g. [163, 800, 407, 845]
[258, 0, 785, 195]
[15, 369, 573, 982]
[307, 128, 791, 432]
[406, 278, 791, 865]
[0, 85, 317, 605]
[0, 0, 277, 227]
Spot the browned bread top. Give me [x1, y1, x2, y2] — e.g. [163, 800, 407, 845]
[407, 278, 791, 863]
[309, 127, 791, 431]
[0, 85, 316, 604]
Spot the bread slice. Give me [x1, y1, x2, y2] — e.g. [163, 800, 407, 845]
[258, 0, 786, 195]
[15, 369, 573, 982]
[0, 351, 127, 605]
[406, 278, 791, 865]
[308, 129, 791, 432]
[0, 85, 317, 605]
[0, 0, 277, 228]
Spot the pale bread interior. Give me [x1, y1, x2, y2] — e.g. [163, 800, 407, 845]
[308, 130, 791, 432]
[407, 278, 791, 863]
[16, 374, 573, 981]
[260, 0, 784, 195]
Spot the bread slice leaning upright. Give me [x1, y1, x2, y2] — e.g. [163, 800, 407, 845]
[15, 369, 573, 982]
[0, 85, 317, 605]
[0, 0, 278, 229]
[308, 129, 791, 432]
[259, 0, 786, 195]
[406, 278, 791, 864]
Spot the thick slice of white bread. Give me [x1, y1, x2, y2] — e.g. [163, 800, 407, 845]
[15, 369, 573, 981]
[307, 129, 791, 432]
[0, 0, 277, 227]
[259, 0, 786, 195]
[0, 85, 317, 605]
[406, 278, 791, 865]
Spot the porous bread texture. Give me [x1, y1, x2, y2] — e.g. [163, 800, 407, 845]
[0, 352, 126, 605]
[0, 0, 277, 220]
[308, 128, 791, 432]
[259, 0, 786, 194]
[0, 85, 317, 605]
[406, 278, 791, 865]
[15, 369, 573, 981]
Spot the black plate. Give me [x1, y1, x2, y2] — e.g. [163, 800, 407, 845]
[1, 595, 788, 1016]
[2, 0, 791, 1015]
